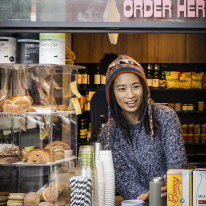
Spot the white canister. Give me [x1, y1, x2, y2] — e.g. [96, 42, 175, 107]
[39, 33, 66, 65]
[0, 33, 17, 63]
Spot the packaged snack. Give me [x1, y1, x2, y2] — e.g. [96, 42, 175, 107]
[165, 71, 180, 88]
[167, 169, 193, 206]
[202, 73, 206, 89]
[179, 72, 191, 89]
[191, 72, 204, 89]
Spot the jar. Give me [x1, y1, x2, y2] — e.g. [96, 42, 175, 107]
[182, 104, 188, 111]
[198, 101, 205, 111]
[17, 33, 39, 64]
[175, 103, 182, 112]
[201, 124, 206, 134]
[188, 104, 194, 111]
[0, 33, 16, 63]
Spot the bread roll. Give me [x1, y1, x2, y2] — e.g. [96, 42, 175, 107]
[24, 192, 40, 206]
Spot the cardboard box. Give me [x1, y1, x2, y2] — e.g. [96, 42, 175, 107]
[167, 169, 193, 206]
[193, 168, 206, 206]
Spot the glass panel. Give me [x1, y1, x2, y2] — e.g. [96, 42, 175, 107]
[0, 64, 78, 203]
[0, 0, 205, 23]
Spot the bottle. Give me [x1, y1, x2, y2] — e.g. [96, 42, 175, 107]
[159, 65, 167, 89]
[94, 65, 101, 89]
[81, 68, 88, 89]
[77, 70, 82, 89]
[87, 122, 92, 143]
[146, 64, 153, 88]
[79, 118, 87, 144]
[152, 64, 160, 88]
[149, 177, 165, 206]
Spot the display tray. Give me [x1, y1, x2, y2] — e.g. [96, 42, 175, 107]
[0, 156, 76, 167]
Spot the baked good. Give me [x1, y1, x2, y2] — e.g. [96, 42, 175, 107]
[22, 149, 50, 164]
[3, 96, 33, 113]
[37, 202, 50, 206]
[44, 141, 71, 151]
[0, 156, 21, 164]
[0, 144, 22, 164]
[7, 193, 25, 206]
[65, 48, 76, 65]
[24, 192, 40, 206]
[0, 95, 7, 112]
[0, 144, 21, 156]
[42, 186, 59, 202]
[57, 105, 69, 111]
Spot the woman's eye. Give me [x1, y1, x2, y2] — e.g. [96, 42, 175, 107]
[118, 88, 125, 91]
[133, 85, 139, 89]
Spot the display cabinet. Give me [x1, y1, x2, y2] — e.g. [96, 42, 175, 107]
[0, 64, 81, 205]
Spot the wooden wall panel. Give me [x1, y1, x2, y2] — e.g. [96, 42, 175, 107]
[186, 34, 206, 63]
[72, 33, 148, 63]
[148, 34, 186, 63]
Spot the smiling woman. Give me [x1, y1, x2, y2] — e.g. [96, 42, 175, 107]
[100, 55, 187, 203]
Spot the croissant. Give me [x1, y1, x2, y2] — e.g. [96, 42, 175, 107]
[22, 149, 50, 164]
[44, 140, 71, 151]
[3, 96, 33, 113]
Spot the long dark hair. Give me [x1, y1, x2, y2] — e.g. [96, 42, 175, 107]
[109, 76, 158, 145]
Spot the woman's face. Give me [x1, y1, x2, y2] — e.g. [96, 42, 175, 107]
[113, 73, 143, 116]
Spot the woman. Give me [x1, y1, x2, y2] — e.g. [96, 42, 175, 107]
[100, 55, 187, 203]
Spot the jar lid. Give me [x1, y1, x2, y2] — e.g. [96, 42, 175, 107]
[0, 33, 17, 37]
[17, 33, 39, 40]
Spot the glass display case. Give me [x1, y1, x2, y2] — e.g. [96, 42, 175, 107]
[0, 64, 81, 205]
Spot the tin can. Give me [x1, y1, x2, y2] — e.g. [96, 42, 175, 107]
[194, 124, 201, 134]
[187, 134, 194, 144]
[149, 177, 165, 206]
[194, 134, 200, 144]
[188, 123, 194, 134]
[181, 124, 188, 134]
[201, 123, 206, 134]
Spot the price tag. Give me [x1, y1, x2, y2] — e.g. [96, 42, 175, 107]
[70, 81, 81, 98]
[71, 97, 82, 115]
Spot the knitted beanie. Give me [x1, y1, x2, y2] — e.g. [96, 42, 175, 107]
[105, 55, 154, 137]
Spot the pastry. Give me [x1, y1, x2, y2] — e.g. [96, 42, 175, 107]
[24, 192, 40, 206]
[3, 96, 33, 113]
[7, 193, 25, 206]
[37, 202, 50, 206]
[0, 144, 22, 164]
[0, 95, 7, 112]
[44, 141, 71, 152]
[0, 156, 21, 164]
[0, 144, 21, 156]
[22, 149, 50, 164]
[42, 186, 59, 202]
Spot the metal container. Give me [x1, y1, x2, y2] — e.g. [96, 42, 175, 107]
[149, 177, 165, 206]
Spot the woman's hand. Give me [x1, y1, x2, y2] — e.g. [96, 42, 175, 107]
[161, 184, 167, 198]
[137, 191, 149, 201]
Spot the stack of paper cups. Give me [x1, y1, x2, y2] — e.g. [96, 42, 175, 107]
[99, 150, 115, 206]
[95, 160, 105, 206]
